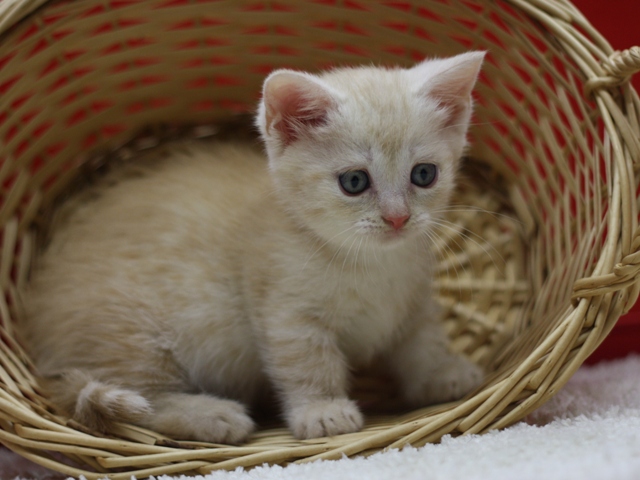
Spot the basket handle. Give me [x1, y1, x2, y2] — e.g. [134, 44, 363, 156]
[585, 46, 640, 95]
[572, 224, 640, 310]
[602, 47, 640, 79]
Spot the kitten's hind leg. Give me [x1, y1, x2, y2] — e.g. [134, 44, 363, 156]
[142, 392, 256, 444]
[44, 371, 255, 444]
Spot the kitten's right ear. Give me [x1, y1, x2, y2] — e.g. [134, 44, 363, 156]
[258, 70, 337, 148]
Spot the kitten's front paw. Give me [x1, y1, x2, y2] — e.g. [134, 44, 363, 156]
[199, 399, 256, 444]
[405, 355, 484, 406]
[287, 398, 364, 439]
[150, 395, 256, 445]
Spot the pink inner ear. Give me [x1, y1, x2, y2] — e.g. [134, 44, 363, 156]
[264, 72, 335, 146]
[415, 52, 484, 129]
[430, 88, 470, 128]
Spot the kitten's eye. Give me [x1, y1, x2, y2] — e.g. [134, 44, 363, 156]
[339, 170, 370, 195]
[411, 163, 438, 188]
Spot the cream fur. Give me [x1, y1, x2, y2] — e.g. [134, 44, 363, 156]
[20, 52, 485, 442]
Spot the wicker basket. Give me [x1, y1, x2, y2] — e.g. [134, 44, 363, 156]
[1, 0, 640, 477]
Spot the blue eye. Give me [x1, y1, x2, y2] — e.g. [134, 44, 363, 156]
[411, 163, 438, 187]
[339, 170, 370, 195]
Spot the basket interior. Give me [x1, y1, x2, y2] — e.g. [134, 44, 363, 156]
[0, 0, 636, 477]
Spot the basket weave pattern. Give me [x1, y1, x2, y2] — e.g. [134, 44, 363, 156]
[0, 0, 639, 477]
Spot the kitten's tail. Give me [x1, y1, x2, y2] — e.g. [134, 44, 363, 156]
[42, 370, 152, 431]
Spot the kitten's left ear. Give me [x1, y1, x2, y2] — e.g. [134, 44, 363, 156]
[412, 51, 485, 128]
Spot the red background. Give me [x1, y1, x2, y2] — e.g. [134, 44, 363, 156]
[570, 0, 640, 363]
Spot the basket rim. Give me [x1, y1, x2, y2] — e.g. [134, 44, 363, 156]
[0, 0, 48, 36]
[0, 0, 640, 478]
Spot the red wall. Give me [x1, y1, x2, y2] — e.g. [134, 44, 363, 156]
[571, 0, 640, 362]
[572, 1, 640, 97]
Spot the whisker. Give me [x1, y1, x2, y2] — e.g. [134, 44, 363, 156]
[441, 119, 500, 131]
[364, 236, 378, 287]
[324, 229, 358, 285]
[423, 229, 467, 302]
[432, 205, 522, 226]
[338, 233, 359, 289]
[416, 232, 440, 269]
[419, 230, 464, 304]
[302, 223, 359, 272]
[369, 233, 387, 281]
[351, 236, 365, 296]
[431, 219, 506, 275]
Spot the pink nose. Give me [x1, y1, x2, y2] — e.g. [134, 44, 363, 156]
[382, 214, 410, 231]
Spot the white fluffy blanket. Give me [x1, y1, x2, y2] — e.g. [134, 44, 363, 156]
[3, 355, 640, 480]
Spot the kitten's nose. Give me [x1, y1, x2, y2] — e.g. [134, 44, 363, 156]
[382, 214, 410, 231]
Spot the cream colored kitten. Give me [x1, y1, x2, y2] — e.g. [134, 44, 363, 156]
[20, 52, 485, 443]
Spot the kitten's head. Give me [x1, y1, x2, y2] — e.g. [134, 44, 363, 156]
[257, 51, 485, 249]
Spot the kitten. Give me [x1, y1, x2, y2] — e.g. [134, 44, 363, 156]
[20, 51, 485, 443]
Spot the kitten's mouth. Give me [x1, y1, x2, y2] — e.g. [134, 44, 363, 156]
[379, 227, 410, 243]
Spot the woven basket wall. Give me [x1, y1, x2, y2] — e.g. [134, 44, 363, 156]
[1, 0, 640, 477]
